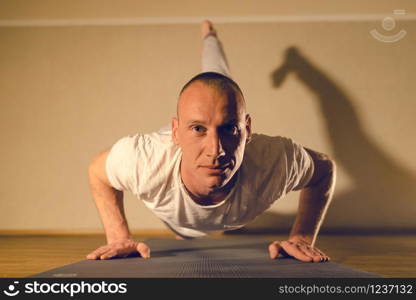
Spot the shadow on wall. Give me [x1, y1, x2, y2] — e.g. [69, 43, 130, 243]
[230, 47, 416, 235]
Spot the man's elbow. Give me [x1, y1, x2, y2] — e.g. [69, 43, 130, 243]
[306, 151, 336, 188]
[322, 157, 336, 178]
[87, 150, 111, 185]
[88, 155, 100, 179]
[314, 157, 336, 191]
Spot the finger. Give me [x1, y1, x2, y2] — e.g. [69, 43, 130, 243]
[100, 250, 117, 260]
[268, 241, 282, 259]
[86, 252, 98, 260]
[294, 244, 316, 262]
[86, 246, 109, 260]
[299, 244, 323, 263]
[137, 242, 151, 259]
[313, 247, 330, 262]
[281, 241, 313, 262]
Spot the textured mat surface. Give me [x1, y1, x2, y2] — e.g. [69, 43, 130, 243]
[29, 238, 381, 278]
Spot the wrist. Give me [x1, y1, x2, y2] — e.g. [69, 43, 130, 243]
[288, 234, 313, 245]
[107, 233, 133, 244]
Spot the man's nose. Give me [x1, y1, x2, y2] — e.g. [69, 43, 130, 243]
[206, 132, 225, 158]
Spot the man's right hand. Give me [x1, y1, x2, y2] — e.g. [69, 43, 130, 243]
[86, 239, 151, 260]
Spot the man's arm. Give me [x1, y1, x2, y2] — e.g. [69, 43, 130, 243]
[86, 150, 150, 260]
[269, 148, 336, 262]
[289, 147, 335, 246]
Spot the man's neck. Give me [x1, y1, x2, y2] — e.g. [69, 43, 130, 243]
[190, 192, 226, 206]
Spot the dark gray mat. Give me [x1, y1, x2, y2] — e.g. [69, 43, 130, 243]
[29, 238, 381, 278]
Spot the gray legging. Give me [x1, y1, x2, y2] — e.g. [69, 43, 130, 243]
[202, 33, 232, 77]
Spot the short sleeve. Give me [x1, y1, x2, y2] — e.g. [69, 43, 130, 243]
[286, 140, 315, 191]
[242, 134, 315, 204]
[105, 134, 141, 193]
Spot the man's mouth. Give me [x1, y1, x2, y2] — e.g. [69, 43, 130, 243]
[200, 164, 230, 170]
[199, 164, 230, 174]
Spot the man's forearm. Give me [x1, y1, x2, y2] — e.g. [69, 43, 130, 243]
[289, 167, 336, 246]
[89, 172, 132, 243]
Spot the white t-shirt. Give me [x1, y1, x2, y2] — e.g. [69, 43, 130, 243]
[105, 126, 314, 237]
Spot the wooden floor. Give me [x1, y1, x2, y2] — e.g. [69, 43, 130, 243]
[0, 233, 415, 278]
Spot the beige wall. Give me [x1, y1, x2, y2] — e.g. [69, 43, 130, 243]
[1, 1, 415, 233]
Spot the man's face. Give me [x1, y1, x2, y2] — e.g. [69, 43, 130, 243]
[172, 81, 251, 196]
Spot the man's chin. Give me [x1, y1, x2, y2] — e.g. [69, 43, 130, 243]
[204, 175, 226, 190]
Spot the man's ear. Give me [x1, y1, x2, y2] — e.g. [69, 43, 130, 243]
[245, 114, 252, 143]
[172, 117, 180, 145]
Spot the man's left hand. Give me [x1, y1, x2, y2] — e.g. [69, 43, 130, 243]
[268, 238, 330, 262]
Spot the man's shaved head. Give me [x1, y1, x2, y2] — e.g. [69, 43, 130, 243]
[177, 72, 246, 119]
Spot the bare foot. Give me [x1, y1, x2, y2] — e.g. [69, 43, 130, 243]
[201, 19, 217, 39]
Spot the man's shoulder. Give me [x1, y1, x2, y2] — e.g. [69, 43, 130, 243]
[121, 125, 174, 148]
[110, 125, 177, 163]
[249, 133, 289, 142]
[238, 133, 296, 200]
[143, 125, 174, 146]
[246, 133, 292, 152]
[105, 125, 180, 195]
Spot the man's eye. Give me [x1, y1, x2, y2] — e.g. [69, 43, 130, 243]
[222, 125, 238, 135]
[192, 125, 206, 134]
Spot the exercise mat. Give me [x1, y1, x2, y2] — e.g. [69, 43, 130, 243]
[29, 238, 381, 278]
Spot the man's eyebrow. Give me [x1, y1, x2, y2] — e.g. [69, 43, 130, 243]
[186, 120, 207, 126]
[219, 119, 240, 126]
[186, 119, 239, 126]
[223, 119, 238, 124]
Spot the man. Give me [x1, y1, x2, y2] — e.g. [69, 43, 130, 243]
[86, 21, 336, 263]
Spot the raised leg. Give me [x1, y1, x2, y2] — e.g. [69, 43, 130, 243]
[201, 20, 232, 77]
